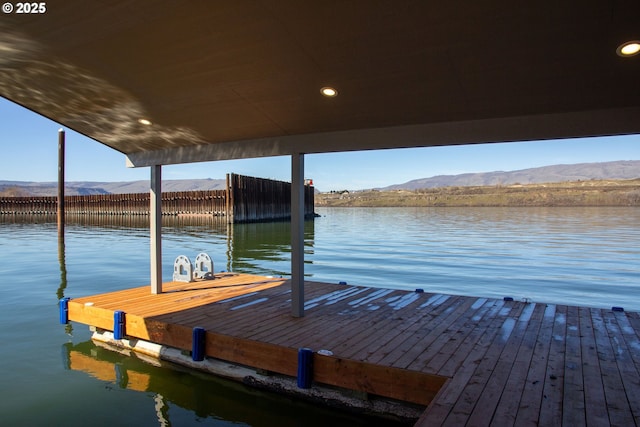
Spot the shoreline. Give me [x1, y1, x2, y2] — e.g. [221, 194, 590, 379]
[316, 179, 640, 208]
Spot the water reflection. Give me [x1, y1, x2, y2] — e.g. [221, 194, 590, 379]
[0, 213, 379, 426]
[0, 214, 316, 278]
[57, 230, 73, 335]
[3, 208, 638, 424]
[61, 339, 395, 427]
[56, 232, 67, 301]
[228, 220, 316, 276]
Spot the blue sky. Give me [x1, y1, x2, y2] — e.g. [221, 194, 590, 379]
[1, 97, 639, 191]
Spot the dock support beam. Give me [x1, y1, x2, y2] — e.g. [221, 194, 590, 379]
[291, 153, 305, 317]
[150, 165, 163, 294]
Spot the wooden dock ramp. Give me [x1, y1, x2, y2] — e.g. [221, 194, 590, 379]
[65, 274, 640, 425]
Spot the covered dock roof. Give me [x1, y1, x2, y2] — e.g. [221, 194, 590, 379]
[2, 1, 639, 161]
[1, 1, 639, 314]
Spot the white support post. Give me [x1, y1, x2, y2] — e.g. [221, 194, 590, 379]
[291, 153, 305, 317]
[150, 165, 163, 294]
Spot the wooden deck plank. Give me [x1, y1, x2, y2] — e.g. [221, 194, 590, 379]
[228, 296, 356, 349]
[340, 292, 446, 364]
[562, 305, 586, 426]
[407, 297, 491, 373]
[625, 311, 640, 342]
[176, 287, 295, 331]
[125, 278, 287, 317]
[297, 289, 408, 353]
[349, 294, 447, 362]
[437, 301, 527, 426]
[370, 295, 466, 367]
[254, 287, 399, 350]
[269, 292, 410, 356]
[313, 354, 449, 406]
[435, 299, 506, 378]
[219, 283, 358, 341]
[68, 303, 116, 330]
[416, 301, 524, 426]
[488, 303, 547, 426]
[66, 274, 640, 426]
[419, 298, 493, 375]
[590, 308, 637, 427]
[142, 280, 287, 317]
[72, 273, 263, 307]
[613, 311, 640, 385]
[328, 292, 450, 355]
[578, 307, 610, 427]
[602, 310, 640, 425]
[464, 303, 540, 426]
[537, 304, 567, 427]
[300, 290, 413, 354]
[513, 304, 556, 427]
[388, 296, 477, 369]
[71, 274, 286, 317]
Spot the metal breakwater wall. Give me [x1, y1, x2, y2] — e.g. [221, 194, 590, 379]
[227, 173, 315, 223]
[0, 174, 315, 223]
[0, 191, 227, 216]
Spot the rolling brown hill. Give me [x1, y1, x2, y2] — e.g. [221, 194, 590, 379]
[380, 160, 640, 191]
[317, 178, 640, 207]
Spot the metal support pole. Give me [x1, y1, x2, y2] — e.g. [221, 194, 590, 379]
[57, 129, 65, 235]
[226, 173, 233, 223]
[150, 165, 162, 294]
[291, 153, 305, 317]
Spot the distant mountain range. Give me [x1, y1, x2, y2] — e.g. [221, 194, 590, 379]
[0, 178, 227, 196]
[380, 160, 640, 191]
[1, 161, 639, 196]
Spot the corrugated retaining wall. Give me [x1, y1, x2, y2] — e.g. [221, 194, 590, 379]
[0, 174, 315, 223]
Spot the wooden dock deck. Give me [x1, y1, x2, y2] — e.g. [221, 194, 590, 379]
[66, 273, 640, 426]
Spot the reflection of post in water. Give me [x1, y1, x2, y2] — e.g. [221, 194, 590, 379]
[57, 129, 72, 333]
[227, 219, 315, 276]
[57, 231, 72, 335]
[56, 232, 67, 301]
[62, 341, 176, 424]
[61, 339, 326, 426]
[154, 394, 170, 427]
[226, 222, 233, 273]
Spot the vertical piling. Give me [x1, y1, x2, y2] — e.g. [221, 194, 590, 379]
[226, 173, 233, 223]
[57, 129, 65, 235]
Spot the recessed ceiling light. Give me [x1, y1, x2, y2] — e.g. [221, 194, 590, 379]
[616, 40, 640, 57]
[320, 87, 338, 97]
[138, 118, 152, 125]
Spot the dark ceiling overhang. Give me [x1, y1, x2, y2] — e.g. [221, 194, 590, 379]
[1, 1, 639, 167]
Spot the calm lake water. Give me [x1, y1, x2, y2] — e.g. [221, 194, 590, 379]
[1, 206, 638, 426]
